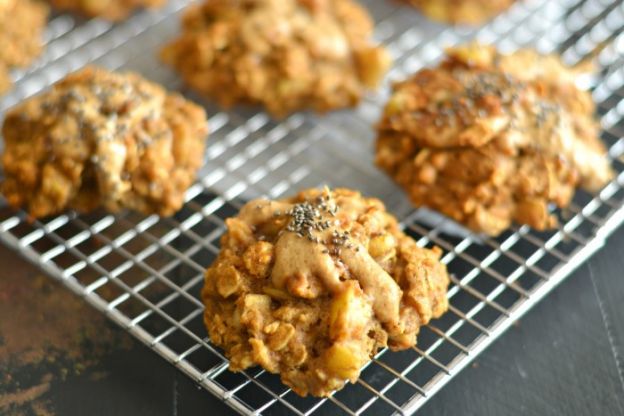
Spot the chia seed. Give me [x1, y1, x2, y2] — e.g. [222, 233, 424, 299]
[278, 192, 360, 253]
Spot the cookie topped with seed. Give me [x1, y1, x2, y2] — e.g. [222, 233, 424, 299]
[0, 0, 49, 94]
[202, 188, 449, 396]
[2, 66, 208, 218]
[161, 0, 391, 117]
[376, 44, 613, 236]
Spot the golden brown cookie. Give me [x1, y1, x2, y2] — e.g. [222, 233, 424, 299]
[0, 0, 49, 94]
[202, 188, 449, 397]
[2, 66, 208, 218]
[47, 0, 165, 21]
[161, 0, 391, 117]
[404, 0, 515, 25]
[376, 44, 613, 236]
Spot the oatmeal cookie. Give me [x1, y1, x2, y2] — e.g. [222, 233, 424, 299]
[160, 0, 391, 117]
[202, 188, 449, 397]
[375, 44, 613, 236]
[2, 66, 208, 218]
[404, 0, 515, 25]
[0, 0, 49, 94]
[47, 0, 165, 21]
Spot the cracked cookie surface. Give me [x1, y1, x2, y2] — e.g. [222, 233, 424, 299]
[2, 66, 208, 218]
[202, 188, 449, 397]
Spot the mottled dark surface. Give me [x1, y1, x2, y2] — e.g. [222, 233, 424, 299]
[1, 226, 623, 416]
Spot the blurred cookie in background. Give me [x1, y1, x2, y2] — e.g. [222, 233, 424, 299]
[0, 0, 49, 95]
[47, 0, 165, 21]
[161, 0, 391, 117]
[404, 0, 515, 25]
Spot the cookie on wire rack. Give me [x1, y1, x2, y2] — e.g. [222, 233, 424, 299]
[161, 0, 391, 117]
[0, 0, 49, 95]
[1, 66, 208, 218]
[375, 44, 614, 236]
[202, 187, 449, 397]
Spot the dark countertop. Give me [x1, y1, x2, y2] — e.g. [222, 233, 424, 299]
[1, 227, 623, 416]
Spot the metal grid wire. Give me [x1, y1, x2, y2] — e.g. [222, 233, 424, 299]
[1, 0, 624, 414]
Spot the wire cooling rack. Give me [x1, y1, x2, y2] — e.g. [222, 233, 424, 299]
[1, 0, 624, 414]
